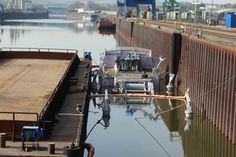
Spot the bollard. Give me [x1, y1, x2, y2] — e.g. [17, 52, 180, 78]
[166, 73, 175, 93]
[48, 143, 55, 154]
[0, 133, 6, 148]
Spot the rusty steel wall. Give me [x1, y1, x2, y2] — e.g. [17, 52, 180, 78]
[178, 35, 236, 143]
[131, 23, 175, 73]
[115, 18, 236, 144]
[177, 106, 236, 157]
[116, 19, 133, 46]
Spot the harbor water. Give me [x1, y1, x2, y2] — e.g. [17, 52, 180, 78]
[0, 19, 235, 157]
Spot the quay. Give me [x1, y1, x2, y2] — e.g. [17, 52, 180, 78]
[0, 48, 91, 156]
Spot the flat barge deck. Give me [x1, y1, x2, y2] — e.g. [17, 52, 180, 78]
[0, 49, 91, 156]
[0, 59, 70, 121]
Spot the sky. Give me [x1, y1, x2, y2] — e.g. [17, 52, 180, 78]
[30, 0, 236, 5]
[185, 0, 235, 4]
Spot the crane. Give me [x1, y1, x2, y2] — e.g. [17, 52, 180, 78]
[117, 0, 157, 20]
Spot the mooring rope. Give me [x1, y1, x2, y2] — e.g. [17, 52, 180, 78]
[151, 72, 236, 116]
[135, 117, 172, 157]
[191, 73, 236, 102]
[85, 118, 103, 140]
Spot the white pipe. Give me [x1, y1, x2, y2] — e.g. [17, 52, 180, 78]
[185, 88, 193, 119]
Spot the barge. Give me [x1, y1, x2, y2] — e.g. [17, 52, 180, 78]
[0, 48, 78, 140]
[0, 47, 91, 156]
[97, 18, 116, 30]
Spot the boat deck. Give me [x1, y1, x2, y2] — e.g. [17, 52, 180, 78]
[0, 59, 70, 121]
[0, 60, 91, 157]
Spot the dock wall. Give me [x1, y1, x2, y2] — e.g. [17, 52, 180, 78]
[112, 17, 236, 144]
[179, 37, 236, 143]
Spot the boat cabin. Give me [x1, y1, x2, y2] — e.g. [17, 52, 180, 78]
[102, 47, 153, 73]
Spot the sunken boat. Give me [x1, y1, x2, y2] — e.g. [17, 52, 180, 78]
[93, 47, 157, 95]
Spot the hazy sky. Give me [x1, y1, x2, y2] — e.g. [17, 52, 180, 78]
[31, 0, 236, 5]
[184, 0, 235, 4]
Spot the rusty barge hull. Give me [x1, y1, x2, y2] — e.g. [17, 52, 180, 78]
[0, 50, 79, 140]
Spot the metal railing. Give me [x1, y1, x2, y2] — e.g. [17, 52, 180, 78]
[39, 53, 78, 121]
[0, 111, 39, 141]
[0, 47, 78, 54]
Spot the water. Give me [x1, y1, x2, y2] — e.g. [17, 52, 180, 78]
[1, 19, 235, 157]
[0, 19, 116, 63]
[86, 98, 184, 157]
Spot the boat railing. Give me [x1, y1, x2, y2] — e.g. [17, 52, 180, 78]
[120, 78, 152, 83]
[39, 53, 78, 122]
[0, 47, 78, 53]
[0, 111, 39, 141]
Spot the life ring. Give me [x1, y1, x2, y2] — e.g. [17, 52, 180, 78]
[84, 143, 95, 157]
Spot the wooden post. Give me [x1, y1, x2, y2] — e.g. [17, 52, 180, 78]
[48, 143, 55, 154]
[0, 133, 6, 148]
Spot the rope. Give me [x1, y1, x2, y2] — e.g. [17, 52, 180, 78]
[135, 117, 172, 157]
[191, 73, 236, 102]
[85, 118, 102, 140]
[154, 71, 236, 117]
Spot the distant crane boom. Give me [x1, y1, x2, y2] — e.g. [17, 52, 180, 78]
[117, 0, 156, 20]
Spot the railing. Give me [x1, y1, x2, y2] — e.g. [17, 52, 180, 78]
[0, 111, 39, 141]
[0, 47, 78, 54]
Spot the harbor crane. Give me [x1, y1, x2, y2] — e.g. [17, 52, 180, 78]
[117, 0, 156, 20]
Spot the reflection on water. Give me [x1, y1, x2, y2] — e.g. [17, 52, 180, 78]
[88, 94, 236, 157]
[0, 19, 117, 64]
[0, 20, 98, 45]
[155, 97, 236, 157]
[87, 97, 183, 157]
[0, 19, 97, 32]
